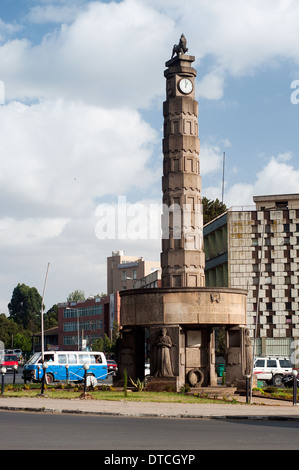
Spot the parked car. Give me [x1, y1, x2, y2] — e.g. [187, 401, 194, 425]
[13, 349, 23, 359]
[253, 356, 293, 387]
[0, 354, 19, 372]
[5, 349, 23, 359]
[107, 360, 118, 375]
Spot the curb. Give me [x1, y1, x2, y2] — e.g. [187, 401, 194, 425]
[1, 403, 299, 421]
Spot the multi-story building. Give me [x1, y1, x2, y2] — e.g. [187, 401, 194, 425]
[56, 251, 160, 351]
[57, 293, 120, 351]
[203, 193, 299, 358]
[107, 250, 160, 294]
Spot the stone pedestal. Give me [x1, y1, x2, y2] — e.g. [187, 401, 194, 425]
[114, 287, 248, 391]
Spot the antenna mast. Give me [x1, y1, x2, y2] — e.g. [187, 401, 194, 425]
[222, 151, 225, 204]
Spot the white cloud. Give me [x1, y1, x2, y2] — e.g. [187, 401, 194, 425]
[147, 0, 299, 98]
[198, 70, 225, 100]
[26, 3, 85, 24]
[2, 0, 299, 314]
[0, 18, 22, 42]
[200, 143, 223, 176]
[0, 217, 70, 246]
[1, 0, 174, 108]
[0, 99, 158, 217]
[0, 97, 159, 313]
[221, 154, 299, 208]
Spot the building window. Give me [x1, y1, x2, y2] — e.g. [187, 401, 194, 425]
[276, 201, 288, 209]
[173, 275, 181, 287]
[122, 270, 127, 281]
[283, 223, 290, 233]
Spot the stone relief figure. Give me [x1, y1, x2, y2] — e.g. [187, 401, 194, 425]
[154, 328, 175, 377]
[243, 328, 253, 376]
[171, 34, 188, 58]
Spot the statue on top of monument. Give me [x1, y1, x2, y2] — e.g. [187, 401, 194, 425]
[171, 34, 188, 58]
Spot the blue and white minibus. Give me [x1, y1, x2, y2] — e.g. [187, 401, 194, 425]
[23, 351, 107, 384]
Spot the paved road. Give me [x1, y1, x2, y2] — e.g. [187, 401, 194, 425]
[1, 410, 299, 450]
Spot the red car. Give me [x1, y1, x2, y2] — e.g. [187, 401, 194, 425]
[0, 354, 18, 372]
[107, 360, 118, 375]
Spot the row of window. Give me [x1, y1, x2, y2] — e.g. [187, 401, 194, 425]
[255, 315, 294, 325]
[47, 353, 103, 364]
[122, 269, 137, 281]
[63, 320, 103, 332]
[63, 306, 103, 318]
[254, 223, 299, 233]
[63, 334, 101, 346]
[252, 275, 299, 285]
[252, 236, 299, 246]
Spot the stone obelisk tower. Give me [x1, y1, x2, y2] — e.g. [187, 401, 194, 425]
[115, 37, 248, 392]
[161, 38, 205, 289]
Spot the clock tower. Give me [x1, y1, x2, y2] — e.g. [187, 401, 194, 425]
[161, 50, 205, 288]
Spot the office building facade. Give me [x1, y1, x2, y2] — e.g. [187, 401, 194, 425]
[203, 193, 299, 358]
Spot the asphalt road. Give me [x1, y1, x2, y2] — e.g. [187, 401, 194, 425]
[1, 410, 299, 450]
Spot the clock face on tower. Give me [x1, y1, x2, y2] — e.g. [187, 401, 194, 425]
[178, 78, 193, 94]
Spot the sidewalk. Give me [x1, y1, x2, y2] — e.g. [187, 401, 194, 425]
[0, 394, 299, 420]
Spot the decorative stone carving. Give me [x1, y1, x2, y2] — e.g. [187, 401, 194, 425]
[154, 327, 176, 377]
[172, 34, 188, 58]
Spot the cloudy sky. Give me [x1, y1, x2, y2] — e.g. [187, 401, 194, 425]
[1, 0, 299, 314]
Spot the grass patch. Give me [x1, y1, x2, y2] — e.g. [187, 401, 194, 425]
[1, 383, 238, 404]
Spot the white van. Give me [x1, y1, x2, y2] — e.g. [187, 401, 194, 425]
[23, 351, 107, 384]
[253, 356, 293, 387]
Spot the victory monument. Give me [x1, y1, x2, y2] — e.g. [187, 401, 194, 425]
[114, 37, 250, 392]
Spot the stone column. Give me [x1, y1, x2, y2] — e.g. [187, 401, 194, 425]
[161, 54, 205, 289]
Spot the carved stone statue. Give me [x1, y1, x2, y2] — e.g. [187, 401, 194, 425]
[154, 327, 174, 377]
[171, 34, 188, 58]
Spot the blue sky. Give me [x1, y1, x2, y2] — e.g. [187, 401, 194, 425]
[1, 0, 299, 313]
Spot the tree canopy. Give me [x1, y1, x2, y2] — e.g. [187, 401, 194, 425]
[8, 283, 43, 331]
[67, 290, 85, 302]
[202, 197, 227, 225]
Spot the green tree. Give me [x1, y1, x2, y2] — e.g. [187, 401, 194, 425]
[13, 332, 32, 353]
[0, 314, 32, 352]
[202, 197, 227, 225]
[0, 314, 20, 348]
[92, 330, 119, 355]
[67, 290, 85, 302]
[8, 283, 43, 331]
[44, 304, 58, 330]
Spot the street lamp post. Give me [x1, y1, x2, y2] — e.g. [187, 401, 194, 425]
[41, 362, 48, 395]
[293, 370, 298, 406]
[13, 364, 18, 384]
[83, 362, 89, 394]
[41, 263, 50, 362]
[1, 366, 6, 394]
